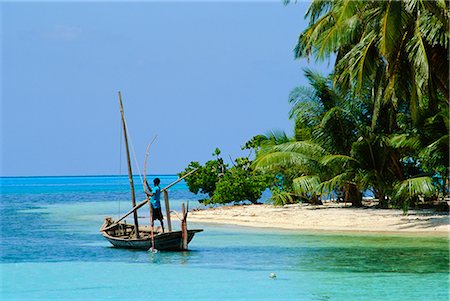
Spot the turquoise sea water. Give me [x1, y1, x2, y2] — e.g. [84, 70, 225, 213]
[1, 176, 449, 300]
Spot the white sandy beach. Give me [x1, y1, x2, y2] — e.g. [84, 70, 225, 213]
[188, 203, 450, 236]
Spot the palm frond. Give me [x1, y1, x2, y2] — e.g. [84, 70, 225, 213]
[319, 172, 353, 195]
[295, 12, 335, 59]
[288, 86, 323, 124]
[270, 190, 295, 206]
[321, 154, 358, 167]
[392, 176, 436, 201]
[254, 151, 313, 173]
[419, 134, 449, 163]
[335, 31, 378, 92]
[272, 141, 327, 159]
[262, 130, 291, 145]
[389, 134, 422, 150]
[292, 175, 321, 195]
[406, 16, 430, 101]
[379, 1, 408, 61]
[419, 10, 448, 49]
[315, 0, 362, 59]
[305, 0, 333, 25]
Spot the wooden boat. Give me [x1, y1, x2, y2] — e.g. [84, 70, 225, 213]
[100, 219, 202, 251]
[100, 92, 202, 251]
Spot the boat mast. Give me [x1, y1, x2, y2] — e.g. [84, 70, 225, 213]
[118, 91, 140, 238]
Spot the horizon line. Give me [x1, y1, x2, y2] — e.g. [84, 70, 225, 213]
[0, 173, 180, 179]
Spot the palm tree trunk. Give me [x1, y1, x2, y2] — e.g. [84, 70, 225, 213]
[378, 194, 388, 208]
[373, 189, 387, 208]
[445, 167, 449, 197]
[345, 183, 363, 207]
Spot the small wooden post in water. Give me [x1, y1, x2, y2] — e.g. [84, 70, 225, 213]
[181, 203, 188, 250]
[163, 190, 172, 232]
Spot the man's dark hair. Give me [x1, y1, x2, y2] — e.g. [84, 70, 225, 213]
[153, 178, 160, 185]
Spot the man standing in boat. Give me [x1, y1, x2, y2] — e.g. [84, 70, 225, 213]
[145, 178, 165, 232]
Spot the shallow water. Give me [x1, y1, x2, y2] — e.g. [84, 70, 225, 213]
[1, 176, 449, 300]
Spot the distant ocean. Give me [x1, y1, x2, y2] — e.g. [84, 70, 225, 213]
[1, 176, 449, 300]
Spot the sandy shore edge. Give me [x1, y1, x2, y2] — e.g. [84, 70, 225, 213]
[187, 203, 450, 237]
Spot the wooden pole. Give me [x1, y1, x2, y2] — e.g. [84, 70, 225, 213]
[163, 190, 172, 232]
[118, 91, 140, 238]
[181, 202, 188, 250]
[161, 168, 198, 192]
[149, 198, 155, 252]
[101, 199, 148, 232]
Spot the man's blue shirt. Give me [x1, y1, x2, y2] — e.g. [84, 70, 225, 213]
[151, 185, 161, 208]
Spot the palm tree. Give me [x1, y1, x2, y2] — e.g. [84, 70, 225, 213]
[294, 0, 449, 125]
[255, 70, 367, 206]
[283, 0, 449, 210]
[255, 66, 447, 209]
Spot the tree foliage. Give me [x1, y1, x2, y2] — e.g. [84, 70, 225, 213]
[180, 160, 226, 198]
[180, 2, 449, 212]
[179, 149, 271, 205]
[253, 67, 448, 210]
[253, 0, 450, 211]
[294, 0, 449, 111]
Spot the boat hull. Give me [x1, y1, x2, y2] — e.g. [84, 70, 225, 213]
[102, 229, 203, 251]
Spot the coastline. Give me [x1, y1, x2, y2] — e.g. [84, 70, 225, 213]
[188, 203, 450, 237]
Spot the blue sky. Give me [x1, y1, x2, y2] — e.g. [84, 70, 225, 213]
[1, 1, 331, 176]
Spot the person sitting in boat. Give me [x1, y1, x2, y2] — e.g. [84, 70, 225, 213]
[145, 178, 165, 232]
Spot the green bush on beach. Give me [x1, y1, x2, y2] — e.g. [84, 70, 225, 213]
[179, 148, 271, 205]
